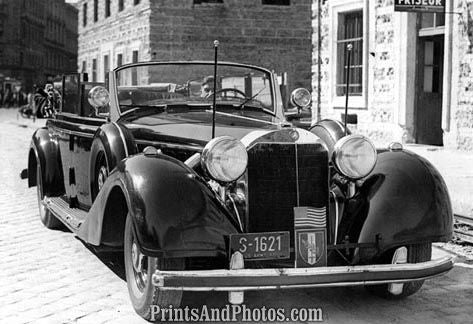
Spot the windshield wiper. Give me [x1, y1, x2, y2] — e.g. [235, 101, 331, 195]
[235, 87, 274, 116]
[120, 104, 167, 116]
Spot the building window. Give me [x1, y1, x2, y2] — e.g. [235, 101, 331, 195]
[104, 55, 109, 81]
[117, 53, 123, 67]
[134, 0, 140, 4]
[105, 0, 110, 17]
[119, 0, 124, 11]
[82, 60, 86, 73]
[92, 58, 97, 81]
[262, 0, 290, 5]
[336, 11, 363, 96]
[131, 50, 138, 85]
[82, 2, 87, 27]
[421, 13, 445, 29]
[93, 0, 98, 22]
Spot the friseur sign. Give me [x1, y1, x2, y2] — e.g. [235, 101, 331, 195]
[394, 0, 445, 13]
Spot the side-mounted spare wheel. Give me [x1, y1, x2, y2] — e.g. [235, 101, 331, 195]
[366, 243, 432, 299]
[124, 214, 185, 321]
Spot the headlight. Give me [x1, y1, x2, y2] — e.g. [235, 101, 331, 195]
[333, 135, 377, 180]
[88, 86, 110, 108]
[201, 136, 248, 183]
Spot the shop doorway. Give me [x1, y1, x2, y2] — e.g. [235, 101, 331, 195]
[415, 35, 444, 145]
[414, 13, 445, 146]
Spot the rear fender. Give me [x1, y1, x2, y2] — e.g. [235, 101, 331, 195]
[28, 127, 65, 196]
[340, 150, 453, 261]
[79, 153, 240, 258]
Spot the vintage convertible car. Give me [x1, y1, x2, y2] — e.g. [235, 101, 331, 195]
[24, 61, 453, 321]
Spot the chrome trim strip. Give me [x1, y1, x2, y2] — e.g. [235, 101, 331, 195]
[204, 110, 279, 124]
[152, 257, 453, 291]
[135, 139, 203, 152]
[184, 153, 201, 168]
[114, 61, 274, 78]
[112, 122, 129, 157]
[294, 143, 300, 206]
[155, 275, 445, 292]
[54, 128, 94, 139]
[49, 121, 95, 138]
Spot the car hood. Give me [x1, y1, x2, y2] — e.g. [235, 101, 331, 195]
[120, 110, 282, 148]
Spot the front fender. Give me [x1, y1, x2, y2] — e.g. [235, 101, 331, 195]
[80, 152, 240, 258]
[341, 149, 453, 259]
[310, 119, 350, 156]
[89, 122, 137, 199]
[28, 127, 65, 196]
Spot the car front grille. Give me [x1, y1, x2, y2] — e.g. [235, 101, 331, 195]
[246, 142, 329, 236]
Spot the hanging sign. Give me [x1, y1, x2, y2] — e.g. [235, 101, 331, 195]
[394, 0, 445, 13]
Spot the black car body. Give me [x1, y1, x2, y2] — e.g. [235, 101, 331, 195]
[25, 61, 453, 321]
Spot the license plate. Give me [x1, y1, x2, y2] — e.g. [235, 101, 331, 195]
[229, 231, 290, 260]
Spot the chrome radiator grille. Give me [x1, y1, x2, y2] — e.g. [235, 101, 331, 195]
[246, 142, 329, 234]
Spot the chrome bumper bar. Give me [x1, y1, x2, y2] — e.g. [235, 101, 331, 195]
[152, 256, 453, 291]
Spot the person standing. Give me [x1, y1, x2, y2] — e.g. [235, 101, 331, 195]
[27, 88, 35, 121]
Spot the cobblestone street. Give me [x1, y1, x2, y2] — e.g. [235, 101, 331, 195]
[1, 108, 472, 324]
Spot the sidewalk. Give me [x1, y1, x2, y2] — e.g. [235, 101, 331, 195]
[405, 144, 473, 219]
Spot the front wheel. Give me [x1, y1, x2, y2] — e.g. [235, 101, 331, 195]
[91, 152, 108, 202]
[366, 243, 432, 299]
[36, 163, 61, 229]
[124, 214, 184, 321]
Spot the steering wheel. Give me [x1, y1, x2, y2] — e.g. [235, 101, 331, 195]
[211, 88, 248, 100]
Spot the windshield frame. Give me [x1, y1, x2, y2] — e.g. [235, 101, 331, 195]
[112, 61, 278, 118]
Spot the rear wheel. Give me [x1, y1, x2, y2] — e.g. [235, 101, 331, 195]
[124, 214, 184, 321]
[366, 243, 432, 299]
[36, 163, 61, 229]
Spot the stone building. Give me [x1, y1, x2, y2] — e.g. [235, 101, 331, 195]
[312, 0, 473, 151]
[44, 0, 79, 80]
[77, 0, 312, 94]
[0, 0, 78, 91]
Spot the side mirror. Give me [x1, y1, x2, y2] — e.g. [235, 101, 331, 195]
[88, 86, 110, 117]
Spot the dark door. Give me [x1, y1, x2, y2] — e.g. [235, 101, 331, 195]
[49, 114, 104, 209]
[415, 35, 444, 145]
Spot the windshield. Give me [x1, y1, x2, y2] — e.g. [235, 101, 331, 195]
[115, 63, 274, 115]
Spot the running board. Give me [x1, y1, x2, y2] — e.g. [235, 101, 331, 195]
[43, 197, 87, 231]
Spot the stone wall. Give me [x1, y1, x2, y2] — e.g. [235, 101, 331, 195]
[77, 0, 312, 91]
[312, 0, 404, 147]
[450, 0, 473, 150]
[148, 0, 312, 91]
[312, 0, 473, 150]
[78, 0, 152, 81]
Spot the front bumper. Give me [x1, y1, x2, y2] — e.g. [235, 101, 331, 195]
[152, 256, 453, 291]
